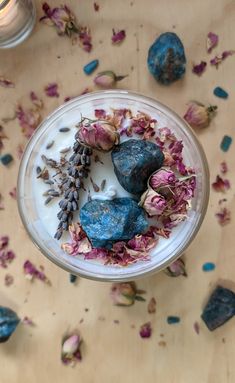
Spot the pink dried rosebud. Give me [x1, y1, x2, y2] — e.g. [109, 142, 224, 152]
[78, 121, 119, 152]
[61, 333, 82, 365]
[140, 189, 167, 217]
[184, 101, 217, 129]
[110, 282, 145, 306]
[149, 168, 176, 191]
[165, 258, 187, 277]
[139, 322, 152, 338]
[94, 70, 127, 88]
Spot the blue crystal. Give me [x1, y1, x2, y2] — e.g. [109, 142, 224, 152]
[147, 32, 186, 85]
[80, 197, 148, 249]
[167, 316, 180, 324]
[0, 306, 20, 343]
[213, 87, 228, 99]
[111, 139, 164, 195]
[220, 135, 232, 152]
[201, 286, 235, 331]
[202, 262, 216, 272]
[1, 153, 13, 166]
[83, 59, 99, 75]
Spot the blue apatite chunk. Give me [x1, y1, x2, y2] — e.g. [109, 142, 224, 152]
[201, 286, 235, 331]
[147, 32, 186, 85]
[80, 197, 148, 249]
[0, 306, 20, 343]
[111, 139, 164, 195]
[83, 59, 99, 75]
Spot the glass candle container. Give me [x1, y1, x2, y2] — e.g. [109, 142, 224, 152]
[0, 0, 36, 48]
[17, 90, 210, 282]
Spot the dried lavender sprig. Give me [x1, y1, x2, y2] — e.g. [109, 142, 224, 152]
[54, 140, 92, 240]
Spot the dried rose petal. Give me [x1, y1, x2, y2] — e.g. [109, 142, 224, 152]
[165, 258, 187, 277]
[0, 76, 15, 88]
[77, 121, 119, 151]
[184, 101, 217, 129]
[215, 207, 231, 226]
[210, 50, 235, 68]
[111, 29, 126, 44]
[207, 32, 219, 53]
[16, 105, 42, 139]
[192, 61, 207, 76]
[22, 316, 35, 326]
[44, 83, 59, 98]
[9, 187, 17, 199]
[61, 223, 92, 256]
[139, 322, 152, 338]
[94, 2, 99, 11]
[212, 175, 230, 192]
[0, 125, 8, 152]
[0, 236, 9, 250]
[148, 297, 156, 314]
[193, 321, 200, 334]
[23, 260, 50, 283]
[16, 143, 24, 159]
[220, 161, 228, 174]
[4, 274, 14, 286]
[0, 250, 15, 268]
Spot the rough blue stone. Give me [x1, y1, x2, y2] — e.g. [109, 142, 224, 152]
[167, 316, 181, 324]
[80, 197, 148, 249]
[213, 86, 228, 99]
[201, 286, 235, 331]
[83, 59, 99, 75]
[69, 274, 77, 283]
[147, 32, 186, 85]
[1, 153, 13, 166]
[111, 139, 164, 195]
[202, 262, 216, 272]
[0, 306, 20, 343]
[220, 135, 232, 152]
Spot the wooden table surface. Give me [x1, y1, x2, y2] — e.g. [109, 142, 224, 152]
[1, 0, 235, 382]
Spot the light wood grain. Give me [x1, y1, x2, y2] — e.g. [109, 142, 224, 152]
[1, 0, 235, 382]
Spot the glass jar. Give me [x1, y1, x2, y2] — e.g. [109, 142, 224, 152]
[17, 90, 209, 281]
[0, 0, 36, 48]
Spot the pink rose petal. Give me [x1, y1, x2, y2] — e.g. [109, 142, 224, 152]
[207, 32, 219, 53]
[112, 29, 126, 44]
[44, 83, 59, 98]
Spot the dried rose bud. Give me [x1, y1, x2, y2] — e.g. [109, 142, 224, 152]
[140, 189, 167, 217]
[184, 101, 217, 129]
[149, 168, 176, 191]
[110, 282, 145, 306]
[94, 70, 127, 88]
[62, 334, 80, 355]
[165, 258, 187, 277]
[78, 122, 119, 152]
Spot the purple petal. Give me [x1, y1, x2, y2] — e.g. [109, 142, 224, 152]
[44, 83, 59, 98]
[192, 61, 207, 75]
[112, 29, 126, 44]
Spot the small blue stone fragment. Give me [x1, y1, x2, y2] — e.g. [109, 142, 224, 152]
[112, 139, 164, 195]
[202, 262, 216, 272]
[213, 87, 228, 99]
[83, 59, 99, 75]
[201, 286, 235, 331]
[220, 135, 232, 152]
[147, 32, 186, 85]
[80, 197, 148, 249]
[167, 316, 180, 324]
[0, 306, 20, 343]
[1, 153, 13, 166]
[69, 274, 77, 283]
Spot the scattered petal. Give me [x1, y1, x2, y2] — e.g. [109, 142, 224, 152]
[1, 153, 13, 166]
[9, 187, 17, 199]
[23, 260, 50, 284]
[61, 333, 82, 365]
[16, 143, 24, 159]
[22, 316, 35, 326]
[0, 236, 9, 250]
[193, 321, 200, 334]
[4, 274, 14, 286]
[93, 2, 99, 11]
[215, 207, 231, 226]
[202, 262, 216, 272]
[220, 135, 232, 152]
[44, 83, 59, 98]
[220, 161, 228, 174]
[207, 32, 218, 53]
[16, 101, 42, 140]
[192, 61, 207, 76]
[212, 175, 230, 192]
[147, 297, 156, 314]
[112, 29, 126, 44]
[139, 322, 152, 338]
[210, 50, 235, 68]
[165, 258, 187, 277]
[0, 126, 8, 152]
[213, 86, 228, 99]
[158, 340, 166, 347]
[0, 76, 15, 88]
[167, 316, 180, 324]
[0, 250, 15, 268]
